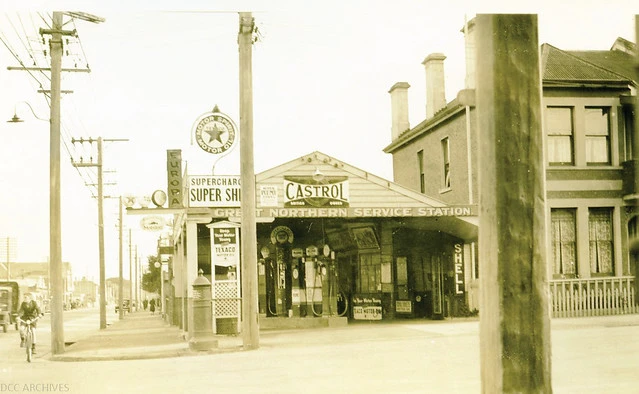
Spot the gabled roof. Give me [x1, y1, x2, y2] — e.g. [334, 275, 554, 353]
[541, 43, 636, 85]
[257, 150, 452, 208]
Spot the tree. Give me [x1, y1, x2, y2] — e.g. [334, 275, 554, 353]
[142, 255, 161, 294]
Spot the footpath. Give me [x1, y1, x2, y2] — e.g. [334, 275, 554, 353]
[49, 310, 243, 362]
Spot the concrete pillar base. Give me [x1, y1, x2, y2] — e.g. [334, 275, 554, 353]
[188, 336, 218, 351]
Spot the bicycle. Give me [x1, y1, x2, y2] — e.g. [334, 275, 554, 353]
[18, 316, 39, 362]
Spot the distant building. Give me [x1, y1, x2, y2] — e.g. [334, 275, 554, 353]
[73, 277, 98, 307]
[0, 261, 73, 307]
[106, 277, 132, 305]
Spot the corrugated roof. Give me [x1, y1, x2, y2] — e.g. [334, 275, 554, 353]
[542, 43, 636, 84]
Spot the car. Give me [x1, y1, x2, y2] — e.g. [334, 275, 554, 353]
[115, 299, 130, 313]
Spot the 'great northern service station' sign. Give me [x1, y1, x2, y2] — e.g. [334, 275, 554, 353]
[205, 206, 476, 218]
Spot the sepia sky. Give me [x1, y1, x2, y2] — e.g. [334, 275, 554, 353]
[0, 0, 637, 281]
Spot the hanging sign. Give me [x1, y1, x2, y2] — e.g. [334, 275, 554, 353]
[191, 109, 238, 157]
[140, 216, 166, 232]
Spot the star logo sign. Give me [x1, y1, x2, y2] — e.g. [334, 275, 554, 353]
[194, 113, 237, 155]
[204, 123, 225, 145]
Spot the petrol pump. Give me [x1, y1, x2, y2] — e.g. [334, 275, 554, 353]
[291, 248, 306, 317]
[258, 226, 344, 319]
[263, 244, 292, 317]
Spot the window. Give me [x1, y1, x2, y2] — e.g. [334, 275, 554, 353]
[441, 137, 450, 189]
[550, 209, 577, 278]
[585, 107, 611, 164]
[589, 208, 614, 276]
[417, 150, 425, 193]
[546, 107, 574, 165]
[357, 253, 381, 293]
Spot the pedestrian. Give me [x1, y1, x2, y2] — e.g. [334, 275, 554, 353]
[143, 299, 148, 311]
[149, 298, 156, 315]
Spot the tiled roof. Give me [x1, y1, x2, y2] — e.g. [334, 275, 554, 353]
[542, 43, 636, 84]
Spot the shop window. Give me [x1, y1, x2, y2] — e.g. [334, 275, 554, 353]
[550, 208, 577, 278]
[357, 253, 381, 293]
[417, 150, 425, 193]
[589, 208, 614, 276]
[585, 107, 611, 165]
[546, 107, 574, 165]
[441, 137, 451, 189]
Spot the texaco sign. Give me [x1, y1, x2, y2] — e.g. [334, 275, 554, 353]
[192, 110, 238, 155]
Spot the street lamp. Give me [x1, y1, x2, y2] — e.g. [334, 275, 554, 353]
[5, 100, 67, 354]
[7, 101, 48, 123]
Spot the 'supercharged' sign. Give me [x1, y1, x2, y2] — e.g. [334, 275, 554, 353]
[188, 175, 241, 207]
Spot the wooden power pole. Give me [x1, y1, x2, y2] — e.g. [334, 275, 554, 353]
[475, 14, 552, 393]
[46, 11, 66, 355]
[238, 12, 259, 350]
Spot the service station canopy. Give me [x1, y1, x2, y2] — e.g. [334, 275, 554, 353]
[127, 151, 478, 241]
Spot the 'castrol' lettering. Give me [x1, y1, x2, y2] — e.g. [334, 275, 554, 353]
[285, 182, 346, 200]
[283, 178, 350, 207]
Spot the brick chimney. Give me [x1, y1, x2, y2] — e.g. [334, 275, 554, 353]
[388, 82, 410, 140]
[461, 17, 476, 89]
[422, 53, 447, 118]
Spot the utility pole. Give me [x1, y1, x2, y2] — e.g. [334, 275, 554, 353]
[9, 11, 104, 355]
[129, 228, 133, 307]
[475, 14, 551, 392]
[72, 137, 127, 329]
[633, 15, 639, 299]
[238, 12, 259, 350]
[0, 237, 16, 280]
[44, 11, 69, 355]
[135, 245, 139, 311]
[118, 197, 124, 320]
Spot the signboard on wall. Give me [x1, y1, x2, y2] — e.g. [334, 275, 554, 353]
[205, 206, 477, 218]
[211, 226, 239, 267]
[166, 150, 183, 208]
[188, 175, 241, 207]
[352, 295, 382, 320]
[259, 185, 278, 207]
[283, 176, 350, 207]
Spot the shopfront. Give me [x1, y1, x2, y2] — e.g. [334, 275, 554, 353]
[164, 151, 478, 333]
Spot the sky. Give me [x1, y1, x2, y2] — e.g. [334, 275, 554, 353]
[0, 0, 637, 282]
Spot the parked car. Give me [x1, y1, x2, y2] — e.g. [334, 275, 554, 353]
[0, 282, 20, 331]
[115, 299, 130, 313]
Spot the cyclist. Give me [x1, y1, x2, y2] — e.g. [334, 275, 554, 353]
[18, 293, 41, 354]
